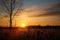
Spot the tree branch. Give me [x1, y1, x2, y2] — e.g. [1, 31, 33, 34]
[12, 0, 23, 19]
[1, 0, 10, 14]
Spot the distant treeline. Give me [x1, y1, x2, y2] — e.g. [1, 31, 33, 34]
[27, 25, 60, 29]
[0, 25, 60, 29]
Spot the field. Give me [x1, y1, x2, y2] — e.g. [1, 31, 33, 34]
[0, 26, 60, 40]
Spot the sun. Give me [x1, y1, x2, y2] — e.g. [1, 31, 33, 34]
[21, 23, 26, 28]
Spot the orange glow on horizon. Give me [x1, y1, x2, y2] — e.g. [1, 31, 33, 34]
[21, 23, 26, 28]
[16, 23, 27, 28]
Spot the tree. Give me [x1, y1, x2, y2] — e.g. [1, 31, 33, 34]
[0, 0, 23, 30]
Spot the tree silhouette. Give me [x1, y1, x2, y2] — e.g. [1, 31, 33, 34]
[0, 0, 23, 31]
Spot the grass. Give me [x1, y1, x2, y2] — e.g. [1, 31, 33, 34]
[0, 26, 60, 40]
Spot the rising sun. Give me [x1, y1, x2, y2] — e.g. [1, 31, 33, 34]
[21, 23, 26, 28]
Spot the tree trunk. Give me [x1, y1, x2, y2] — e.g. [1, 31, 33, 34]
[10, 0, 12, 31]
[10, 15, 12, 31]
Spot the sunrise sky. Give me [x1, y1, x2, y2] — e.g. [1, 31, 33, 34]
[0, 0, 60, 27]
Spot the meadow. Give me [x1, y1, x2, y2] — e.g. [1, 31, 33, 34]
[0, 26, 60, 40]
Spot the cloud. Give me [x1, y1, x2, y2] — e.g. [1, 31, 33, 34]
[29, 2, 60, 17]
[22, 5, 46, 17]
[46, 2, 60, 16]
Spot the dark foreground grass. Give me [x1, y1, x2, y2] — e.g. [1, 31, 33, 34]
[0, 26, 60, 40]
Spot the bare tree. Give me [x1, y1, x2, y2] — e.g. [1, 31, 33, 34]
[0, 0, 23, 30]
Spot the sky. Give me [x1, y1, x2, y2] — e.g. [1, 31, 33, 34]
[0, 0, 60, 27]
